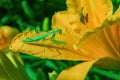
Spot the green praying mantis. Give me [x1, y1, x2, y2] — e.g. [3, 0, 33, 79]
[22, 29, 66, 45]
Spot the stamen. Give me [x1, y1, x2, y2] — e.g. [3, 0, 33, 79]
[79, 7, 89, 25]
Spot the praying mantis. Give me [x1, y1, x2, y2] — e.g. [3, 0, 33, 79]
[22, 29, 66, 45]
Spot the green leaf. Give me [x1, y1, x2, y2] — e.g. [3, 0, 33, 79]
[0, 51, 27, 80]
[25, 63, 36, 80]
[36, 68, 47, 80]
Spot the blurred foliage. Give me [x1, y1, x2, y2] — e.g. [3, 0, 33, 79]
[20, 54, 80, 80]
[0, 0, 66, 31]
[0, 0, 120, 80]
[0, 51, 30, 80]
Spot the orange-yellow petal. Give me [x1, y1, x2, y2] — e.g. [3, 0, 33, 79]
[0, 26, 19, 50]
[57, 60, 97, 80]
[57, 57, 120, 80]
[51, 0, 113, 51]
[75, 14, 120, 60]
[53, 0, 113, 34]
[9, 30, 92, 61]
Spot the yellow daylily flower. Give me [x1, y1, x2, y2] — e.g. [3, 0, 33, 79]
[9, 0, 120, 80]
[0, 26, 19, 51]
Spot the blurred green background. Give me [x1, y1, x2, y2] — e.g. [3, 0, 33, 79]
[0, 0, 120, 80]
[0, 0, 66, 32]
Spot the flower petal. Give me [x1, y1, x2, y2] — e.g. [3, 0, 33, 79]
[66, 0, 113, 17]
[57, 60, 97, 80]
[63, 0, 113, 33]
[114, 6, 120, 45]
[0, 26, 19, 51]
[9, 30, 92, 61]
[51, 0, 113, 42]
[52, 11, 81, 34]
[75, 15, 120, 60]
[57, 57, 120, 80]
[81, 0, 113, 32]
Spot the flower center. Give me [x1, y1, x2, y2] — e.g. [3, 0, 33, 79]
[79, 7, 88, 25]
